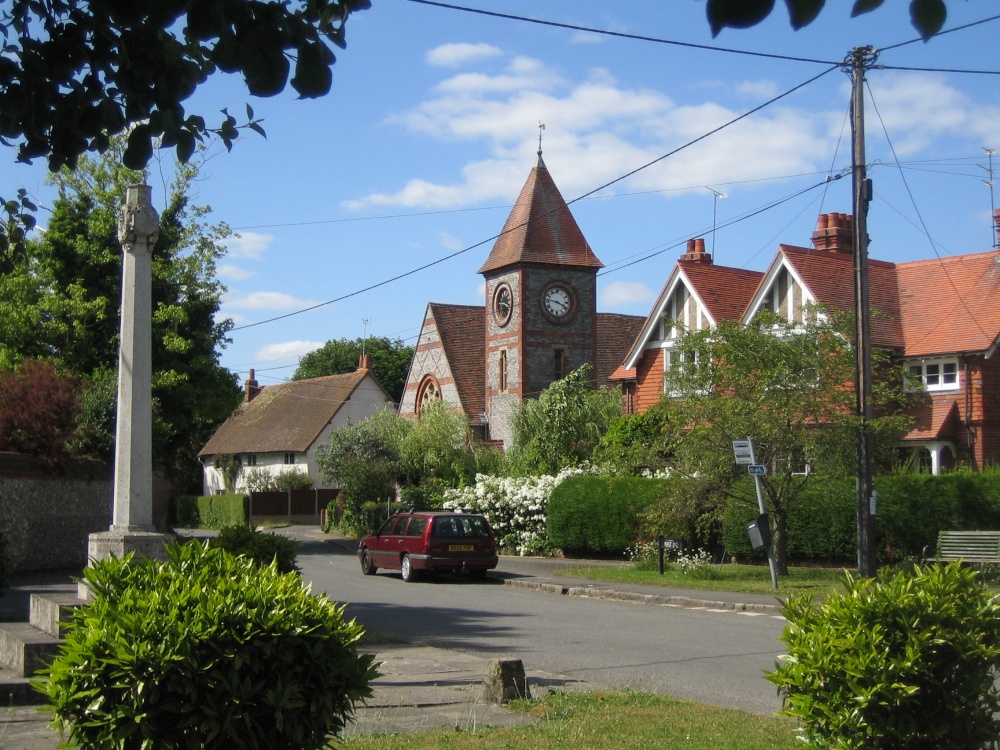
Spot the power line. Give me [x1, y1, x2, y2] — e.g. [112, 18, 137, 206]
[404, 0, 840, 66]
[231, 65, 838, 332]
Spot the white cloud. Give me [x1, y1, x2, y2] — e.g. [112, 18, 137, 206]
[735, 79, 780, 100]
[436, 231, 466, 250]
[222, 231, 274, 260]
[601, 281, 655, 308]
[255, 341, 324, 362]
[224, 291, 319, 311]
[426, 42, 503, 67]
[216, 264, 255, 282]
[347, 59, 997, 214]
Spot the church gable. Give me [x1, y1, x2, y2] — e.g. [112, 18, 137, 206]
[398, 304, 484, 424]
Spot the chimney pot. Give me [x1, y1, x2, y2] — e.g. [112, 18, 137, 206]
[358, 354, 371, 371]
[694, 238, 706, 254]
[817, 213, 829, 229]
[244, 370, 261, 402]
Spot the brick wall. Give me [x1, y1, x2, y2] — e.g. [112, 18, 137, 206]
[633, 348, 665, 414]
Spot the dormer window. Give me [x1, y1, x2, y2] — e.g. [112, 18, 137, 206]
[907, 358, 959, 392]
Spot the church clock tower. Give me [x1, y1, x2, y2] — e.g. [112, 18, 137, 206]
[479, 149, 604, 448]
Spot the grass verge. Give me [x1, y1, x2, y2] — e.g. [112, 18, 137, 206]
[552, 563, 848, 597]
[340, 689, 799, 750]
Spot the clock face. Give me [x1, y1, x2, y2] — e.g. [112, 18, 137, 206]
[493, 283, 513, 326]
[543, 286, 572, 319]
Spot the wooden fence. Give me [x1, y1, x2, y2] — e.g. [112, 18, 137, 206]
[248, 489, 340, 525]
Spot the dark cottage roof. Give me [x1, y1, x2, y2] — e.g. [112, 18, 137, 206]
[479, 154, 604, 274]
[595, 313, 646, 384]
[198, 370, 377, 457]
[428, 303, 486, 416]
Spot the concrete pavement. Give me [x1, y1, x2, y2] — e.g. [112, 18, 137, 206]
[0, 525, 784, 748]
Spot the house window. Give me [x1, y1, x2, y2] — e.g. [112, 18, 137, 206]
[499, 349, 508, 393]
[553, 347, 567, 380]
[907, 358, 959, 392]
[244, 453, 257, 466]
[284, 452, 296, 465]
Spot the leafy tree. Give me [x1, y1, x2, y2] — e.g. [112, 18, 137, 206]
[272, 469, 315, 491]
[316, 410, 410, 535]
[706, 0, 950, 40]
[398, 400, 501, 490]
[293, 336, 414, 403]
[0, 358, 81, 468]
[506, 364, 623, 476]
[665, 310, 910, 575]
[0, 0, 370, 171]
[593, 401, 680, 476]
[0, 140, 241, 491]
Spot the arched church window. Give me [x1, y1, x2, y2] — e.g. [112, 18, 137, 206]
[417, 375, 441, 415]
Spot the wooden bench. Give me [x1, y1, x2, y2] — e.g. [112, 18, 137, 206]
[925, 530, 1000, 565]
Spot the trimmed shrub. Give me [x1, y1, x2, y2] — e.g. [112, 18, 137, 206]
[170, 494, 249, 529]
[40, 542, 376, 750]
[271, 469, 314, 491]
[207, 525, 300, 574]
[768, 563, 1000, 749]
[547, 476, 668, 555]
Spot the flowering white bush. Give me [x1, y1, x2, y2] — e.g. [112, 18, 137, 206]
[442, 466, 593, 555]
[626, 540, 661, 571]
[676, 548, 720, 579]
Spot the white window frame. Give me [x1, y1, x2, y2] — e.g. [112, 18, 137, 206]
[283, 452, 297, 465]
[906, 358, 959, 392]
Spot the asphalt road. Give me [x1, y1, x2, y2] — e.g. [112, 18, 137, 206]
[295, 536, 788, 716]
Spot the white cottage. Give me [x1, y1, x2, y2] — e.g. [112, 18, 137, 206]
[198, 357, 395, 494]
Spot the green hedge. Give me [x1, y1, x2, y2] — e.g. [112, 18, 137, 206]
[548, 476, 669, 554]
[171, 495, 249, 529]
[721, 468, 1000, 564]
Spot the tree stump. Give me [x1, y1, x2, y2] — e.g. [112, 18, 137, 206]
[483, 658, 531, 704]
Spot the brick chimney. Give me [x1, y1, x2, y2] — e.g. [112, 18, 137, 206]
[993, 208, 1000, 250]
[358, 354, 371, 371]
[679, 238, 712, 263]
[244, 369, 262, 402]
[811, 213, 853, 253]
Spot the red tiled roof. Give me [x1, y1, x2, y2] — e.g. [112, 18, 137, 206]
[198, 370, 377, 457]
[608, 364, 636, 382]
[682, 262, 764, 322]
[429, 303, 486, 416]
[903, 398, 959, 441]
[479, 154, 604, 274]
[596, 313, 646, 385]
[896, 251, 1000, 356]
[779, 245, 905, 350]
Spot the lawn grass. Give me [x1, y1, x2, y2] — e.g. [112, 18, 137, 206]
[340, 689, 800, 750]
[552, 562, 849, 597]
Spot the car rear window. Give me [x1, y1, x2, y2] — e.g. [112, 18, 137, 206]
[404, 517, 427, 537]
[431, 516, 490, 538]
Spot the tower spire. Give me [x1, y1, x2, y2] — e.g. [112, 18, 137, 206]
[537, 121, 545, 157]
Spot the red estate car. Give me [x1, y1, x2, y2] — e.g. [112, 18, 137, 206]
[357, 512, 499, 582]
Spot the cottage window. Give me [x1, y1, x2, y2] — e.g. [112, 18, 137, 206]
[906, 358, 959, 392]
[245, 453, 257, 466]
[284, 452, 296, 465]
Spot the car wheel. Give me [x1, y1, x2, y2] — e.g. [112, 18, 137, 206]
[469, 568, 487, 581]
[400, 554, 419, 583]
[360, 550, 377, 576]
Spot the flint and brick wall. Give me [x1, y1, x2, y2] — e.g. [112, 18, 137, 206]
[0, 453, 111, 572]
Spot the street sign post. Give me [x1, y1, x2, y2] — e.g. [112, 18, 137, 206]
[733, 436, 778, 591]
[732, 439, 754, 465]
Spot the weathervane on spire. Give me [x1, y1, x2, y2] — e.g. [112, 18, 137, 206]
[537, 121, 546, 156]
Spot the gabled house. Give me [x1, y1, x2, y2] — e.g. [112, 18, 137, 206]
[398, 151, 645, 448]
[620, 210, 1000, 473]
[198, 357, 395, 494]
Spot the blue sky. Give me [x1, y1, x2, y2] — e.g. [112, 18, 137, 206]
[4, 1, 1000, 387]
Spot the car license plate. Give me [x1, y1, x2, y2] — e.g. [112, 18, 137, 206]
[449, 544, 474, 552]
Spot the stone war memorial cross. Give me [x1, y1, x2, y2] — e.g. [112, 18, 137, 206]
[85, 184, 171, 580]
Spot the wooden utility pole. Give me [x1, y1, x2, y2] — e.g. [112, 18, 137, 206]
[848, 46, 879, 577]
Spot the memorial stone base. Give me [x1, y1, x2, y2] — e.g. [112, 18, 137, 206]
[78, 530, 172, 599]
